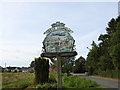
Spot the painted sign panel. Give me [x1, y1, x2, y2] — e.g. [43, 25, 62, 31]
[43, 22, 75, 53]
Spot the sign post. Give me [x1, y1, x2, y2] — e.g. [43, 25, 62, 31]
[41, 21, 77, 89]
[57, 55, 62, 88]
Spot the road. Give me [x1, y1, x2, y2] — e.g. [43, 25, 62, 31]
[72, 73, 120, 89]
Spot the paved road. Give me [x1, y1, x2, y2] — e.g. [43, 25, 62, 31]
[72, 73, 120, 89]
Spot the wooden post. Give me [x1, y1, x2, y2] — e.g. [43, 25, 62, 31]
[57, 55, 62, 88]
[41, 52, 77, 88]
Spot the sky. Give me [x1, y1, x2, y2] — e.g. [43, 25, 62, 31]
[0, 2, 118, 67]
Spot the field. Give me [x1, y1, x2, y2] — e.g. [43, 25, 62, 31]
[2, 72, 103, 89]
[2, 72, 34, 89]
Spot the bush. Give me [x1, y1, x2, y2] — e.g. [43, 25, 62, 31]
[34, 57, 49, 84]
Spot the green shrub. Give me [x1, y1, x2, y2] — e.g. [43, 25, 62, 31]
[34, 57, 49, 84]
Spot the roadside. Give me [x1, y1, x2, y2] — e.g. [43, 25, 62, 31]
[72, 73, 120, 88]
[91, 75, 120, 82]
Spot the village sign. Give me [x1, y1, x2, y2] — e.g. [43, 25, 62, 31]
[41, 21, 77, 57]
[41, 21, 77, 88]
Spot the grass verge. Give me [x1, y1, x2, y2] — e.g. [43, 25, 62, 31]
[2, 72, 101, 89]
[35, 73, 100, 89]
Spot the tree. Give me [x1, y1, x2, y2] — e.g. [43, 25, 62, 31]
[73, 56, 86, 73]
[49, 56, 75, 73]
[30, 61, 35, 68]
[62, 56, 75, 73]
[86, 16, 120, 77]
[109, 19, 120, 70]
[85, 41, 100, 74]
[96, 17, 120, 71]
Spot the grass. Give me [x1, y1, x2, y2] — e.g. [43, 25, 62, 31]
[2, 78, 34, 88]
[62, 75, 100, 88]
[35, 82, 57, 89]
[2, 72, 34, 88]
[2, 72, 101, 89]
[36, 73, 100, 89]
[49, 72, 57, 82]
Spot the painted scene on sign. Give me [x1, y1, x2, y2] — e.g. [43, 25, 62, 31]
[43, 30, 75, 53]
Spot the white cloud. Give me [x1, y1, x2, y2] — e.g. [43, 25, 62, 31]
[0, 46, 41, 67]
[74, 30, 100, 59]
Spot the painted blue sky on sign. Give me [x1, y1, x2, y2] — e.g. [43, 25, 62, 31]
[0, 2, 118, 67]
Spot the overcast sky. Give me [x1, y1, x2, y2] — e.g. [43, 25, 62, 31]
[0, 2, 118, 67]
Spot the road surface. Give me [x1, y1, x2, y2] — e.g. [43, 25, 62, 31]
[72, 73, 120, 89]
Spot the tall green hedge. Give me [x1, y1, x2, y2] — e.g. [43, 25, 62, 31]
[34, 57, 49, 84]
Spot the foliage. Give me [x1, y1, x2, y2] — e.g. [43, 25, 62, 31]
[50, 54, 86, 74]
[50, 56, 86, 74]
[61, 56, 75, 73]
[73, 56, 86, 73]
[85, 41, 100, 75]
[49, 73, 57, 82]
[95, 70, 120, 79]
[109, 21, 120, 70]
[30, 60, 35, 68]
[49, 56, 75, 73]
[86, 16, 120, 78]
[34, 57, 49, 84]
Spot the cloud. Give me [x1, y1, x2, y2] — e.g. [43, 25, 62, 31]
[74, 30, 100, 58]
[0, 43, 42, 67]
